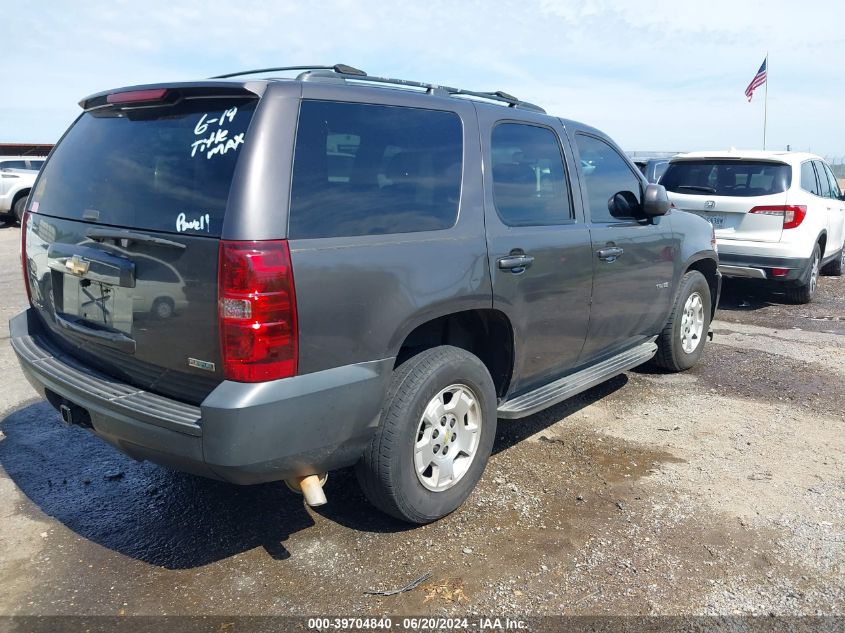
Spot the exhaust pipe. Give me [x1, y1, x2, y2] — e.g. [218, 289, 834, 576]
[285, 473, 328, 507]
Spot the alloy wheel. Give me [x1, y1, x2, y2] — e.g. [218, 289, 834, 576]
[680, 292, 705, 354]
[414, 384, 482, 492]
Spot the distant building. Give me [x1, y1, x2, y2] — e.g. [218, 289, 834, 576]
[0, 143, 53, 157]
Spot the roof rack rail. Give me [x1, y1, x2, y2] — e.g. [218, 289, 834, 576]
[209, 64, 545, 113]
[210, 64, 366, 80]
[445, 88, 545, 113]
[297, 68, 545, 113]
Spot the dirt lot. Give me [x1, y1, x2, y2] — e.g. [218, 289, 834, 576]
[0, 219, 843, 618]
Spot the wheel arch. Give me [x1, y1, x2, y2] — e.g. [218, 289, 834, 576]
[684, 254, 719, 319]
[816, 231, 827, 259]
[393, 309, 514, 399]
[11, 187, 31, 210]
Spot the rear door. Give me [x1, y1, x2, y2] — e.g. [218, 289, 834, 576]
[661, 159, 791, 242]
[24, 90, 259, 404]
[284, 88, 493, 379]
[817, 161, 845, 252]
[478, 108, 594, 395]
[569, 131, 675, 363]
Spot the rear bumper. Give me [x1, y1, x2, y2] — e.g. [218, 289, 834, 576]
[717, 252, 809, 282]
[10, 309, 392, 484]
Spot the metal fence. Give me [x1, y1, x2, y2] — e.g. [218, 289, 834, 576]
[824, 157, 845, 179]
[626, 151, 687, 161]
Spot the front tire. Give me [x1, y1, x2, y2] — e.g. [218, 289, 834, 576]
[356, 346, 497, 524]
[653, 270, 711, 372]
[785, 244, 821, 304]
[152, 297, 174, 319]
[13, 196, 27, 224]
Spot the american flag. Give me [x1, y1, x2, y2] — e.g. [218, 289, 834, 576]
[745, 57, 767, 102]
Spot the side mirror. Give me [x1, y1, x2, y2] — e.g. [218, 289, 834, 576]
[608, 191, 641, 219]
[643, 183, 670, 216]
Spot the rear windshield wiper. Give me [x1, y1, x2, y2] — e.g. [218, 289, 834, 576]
[675, 185, 717, 194]
[87, 228, 186, 250]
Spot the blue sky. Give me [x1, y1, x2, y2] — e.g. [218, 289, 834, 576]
[5, 0, 845, 157]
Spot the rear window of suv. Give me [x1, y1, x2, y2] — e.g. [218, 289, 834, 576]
[289, 100, 463, 239]
[30, 97, 257, 237]
[661, 160, 791, 197]
[1, 160, 28, 170]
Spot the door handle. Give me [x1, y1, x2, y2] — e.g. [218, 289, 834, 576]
[497, 254, 534, 272]
[1, 174, 19, 179]
[597, 247, 624, 262]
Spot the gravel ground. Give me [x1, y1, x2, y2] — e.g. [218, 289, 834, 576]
[0, 219, 843, 618]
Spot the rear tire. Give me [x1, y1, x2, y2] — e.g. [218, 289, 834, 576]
[653, 270, 711, 372]
[821, 245, 844, 277]
[356, 346, 497, 524]
[786, 244, 821, 304]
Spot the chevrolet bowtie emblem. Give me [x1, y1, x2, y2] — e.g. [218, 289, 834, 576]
[65, 255, 90, 277]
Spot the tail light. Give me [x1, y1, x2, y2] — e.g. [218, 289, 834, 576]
[750, 205, 807, 230]
[218, 240, 298, 382]
[20, 210, 31, 302]
[770, 268, 790, 277]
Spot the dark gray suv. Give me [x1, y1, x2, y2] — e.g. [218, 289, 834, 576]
[10, 65, 720, 523]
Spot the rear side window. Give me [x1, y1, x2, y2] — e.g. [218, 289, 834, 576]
[288, 101, 463, 239]
[30, 98, 257, 236]
[661, 160, 791, 197]
[821, 162, 842, 198]
[814, 161, 832, 198]
[490, 123, 572, 226]
[575, 134, 642, 223]
[1, 160, 27, 170]
[801, 161, 820, 195]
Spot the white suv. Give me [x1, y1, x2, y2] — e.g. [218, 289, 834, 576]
[0, 156, 45, 223]
[662, 151, 845, 303]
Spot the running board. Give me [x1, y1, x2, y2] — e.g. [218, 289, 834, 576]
[497, 338, 658, 419]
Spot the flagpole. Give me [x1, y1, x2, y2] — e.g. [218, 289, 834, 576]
[763, 53, 768, 150]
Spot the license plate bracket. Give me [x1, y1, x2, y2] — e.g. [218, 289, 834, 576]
[46, 244, 136, 334]
[62, 277, 134, 333]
